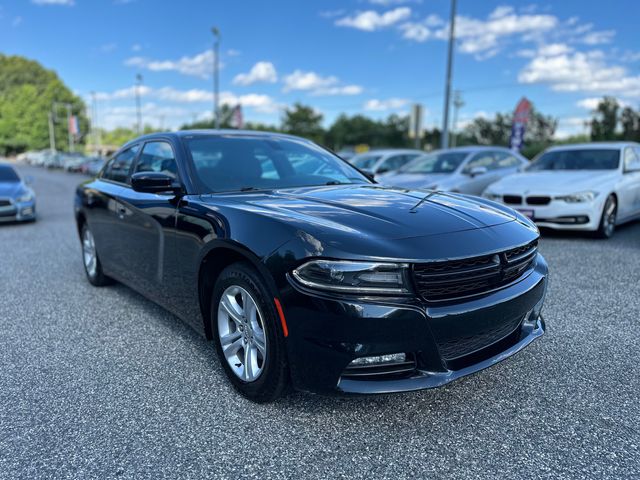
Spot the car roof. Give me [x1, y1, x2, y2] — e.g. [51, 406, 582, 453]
[121, 129, 312, 150]
[546, 142, 640, 152]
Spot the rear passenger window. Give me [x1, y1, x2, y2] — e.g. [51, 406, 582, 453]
[136, 142, 178, 178]
[103, 145, 140, 184]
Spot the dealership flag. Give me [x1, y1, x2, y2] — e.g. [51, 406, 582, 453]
[69, 115, 80, 136]
[509, 98, 531, 152]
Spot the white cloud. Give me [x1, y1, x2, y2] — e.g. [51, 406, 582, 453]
[233, 61, 277, 86]
[363, 98, 409, 111]
[518, 46, 640, 98]
[31, 0, 74, 5]
[125, 49, 218, 78]
[580, 30, 615, 45]
[311, 85, 363, 96]
[282, 70, 363, 96]
[94, 86, 280, 115]
[335, 7, 411, 31]
[282, 70, 338, 92]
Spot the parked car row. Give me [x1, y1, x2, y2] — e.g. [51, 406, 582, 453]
[372, 142, 640, 239]
[20, 149, 107, 175]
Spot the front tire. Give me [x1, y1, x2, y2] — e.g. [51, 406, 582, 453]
[211, 262, 289, 403]
[81, 224, 112, 286]
[595, 195, 617, 239]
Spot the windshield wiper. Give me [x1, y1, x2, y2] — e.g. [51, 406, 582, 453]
[239, 186, 261, 192]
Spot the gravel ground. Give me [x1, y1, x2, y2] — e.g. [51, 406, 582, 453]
[1, 165, 639, 480]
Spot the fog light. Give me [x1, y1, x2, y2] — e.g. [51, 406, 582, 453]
[349, 353, 406, 366]
[22, 208, 33, 216]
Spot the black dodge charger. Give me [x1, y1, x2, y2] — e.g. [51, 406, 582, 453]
[74, 131, 548, 402]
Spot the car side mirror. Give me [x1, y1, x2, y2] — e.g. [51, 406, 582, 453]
[131, 172, 181, 194]
[469, 166, 488, 177]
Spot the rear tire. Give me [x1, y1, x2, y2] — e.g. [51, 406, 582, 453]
[595, 195, 617, 239]
[211, 262, 289, 403]
[81, 224, 113, 286]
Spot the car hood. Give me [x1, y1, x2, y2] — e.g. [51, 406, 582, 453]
[0, 182, 23, 198]
[203, 184, 516, 240]
[378, 173, 450, 190]
[490, 170, 619, 194]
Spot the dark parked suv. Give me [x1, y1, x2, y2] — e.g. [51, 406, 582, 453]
[75, 130, 548, 402]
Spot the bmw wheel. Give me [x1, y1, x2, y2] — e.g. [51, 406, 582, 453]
[595, 195, 617, 239]
[211, 262, 289, 402]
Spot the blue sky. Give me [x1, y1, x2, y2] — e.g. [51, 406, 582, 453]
[1, 0, 639, 138]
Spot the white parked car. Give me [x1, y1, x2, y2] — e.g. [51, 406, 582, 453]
[484, 142, 640, 238]
[349, 149, 423, 176]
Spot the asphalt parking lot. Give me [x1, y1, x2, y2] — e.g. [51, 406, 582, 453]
[1, 164, 639, 479]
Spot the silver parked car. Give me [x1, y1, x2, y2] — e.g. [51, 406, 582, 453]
[349, 149, 423, 176]
[378, 146, 528, 195]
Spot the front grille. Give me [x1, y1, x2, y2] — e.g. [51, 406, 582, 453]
[412, 240, 538, 302]
[0, 199, 12, 207]
[503, 195, 522, 205]
[437, 314, 524, 360]
[526, 196, 551, 206]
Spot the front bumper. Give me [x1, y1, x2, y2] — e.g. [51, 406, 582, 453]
[279, 254, 548, 395]
[0, 201, 36, 222]
[500, 198, 605, 231]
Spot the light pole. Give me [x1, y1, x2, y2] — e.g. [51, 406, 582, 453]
[135, 73, 143, 134]
[441, 0, 457, 149]
[212, 26, 220, 129]
[451, 90, 464, 147]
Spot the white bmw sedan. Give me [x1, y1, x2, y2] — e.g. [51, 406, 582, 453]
[483, 142, 640, 238]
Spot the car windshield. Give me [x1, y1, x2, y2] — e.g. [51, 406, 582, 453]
[185, 135, 370, 192]
[352, 154, 382, 169]
[400, 152, 468, 174]
[0, 165, 20, 182]
[527, 149, 620, 171]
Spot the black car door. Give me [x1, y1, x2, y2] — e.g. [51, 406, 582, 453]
[114, 140, 181, 302]
[88, 144, 141, 279]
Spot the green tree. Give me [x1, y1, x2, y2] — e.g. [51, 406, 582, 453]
[590, 97, 619, 141]
[620, 106, 640, 141]
[0, 54, 88, 155]
[281, 103, 325, 144]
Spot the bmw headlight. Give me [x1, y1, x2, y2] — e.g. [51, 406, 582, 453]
[484, 192, 502, 201]
[555, 191, 597, 203]
[292, 260, 410, 294]
[16, 192, 34, 203]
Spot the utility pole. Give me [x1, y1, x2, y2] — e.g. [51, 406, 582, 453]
[48, 111, 56, 152]
[135, 73, 143, 134]
[451, 90, 464, 147]
[66, 104, 74, 152]
[441, 0, 457, 149]
[212, 26, 221, 129]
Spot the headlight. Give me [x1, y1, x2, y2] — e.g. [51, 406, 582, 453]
[555, 191, 597, 203]
[292, 260, 410, 294]
[484, 192, 502, 201]
[16, 193, 33, 203]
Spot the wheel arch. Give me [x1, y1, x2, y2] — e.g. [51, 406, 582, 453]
[197, 241, 279, 340]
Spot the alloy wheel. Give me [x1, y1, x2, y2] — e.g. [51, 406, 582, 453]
[217, 285, 267, 382]
[82, 228, 98, 277]
[603, 197, 617, 237]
